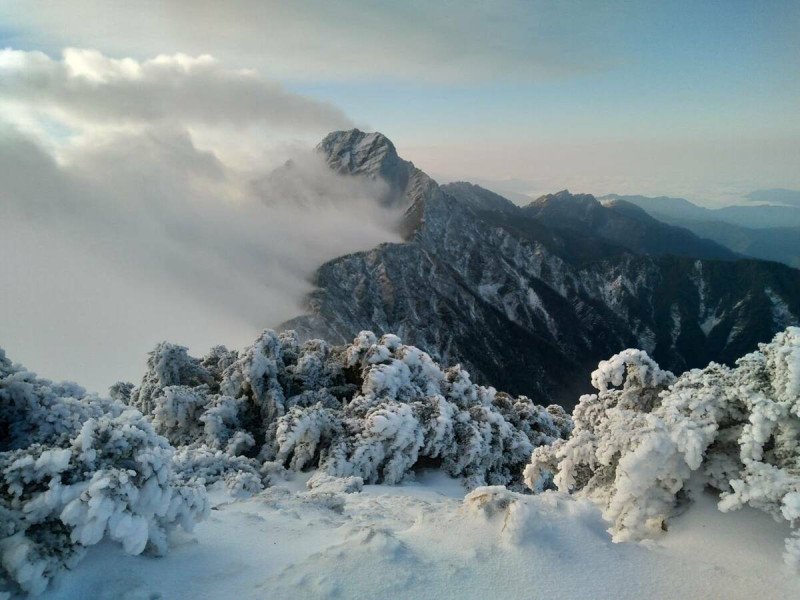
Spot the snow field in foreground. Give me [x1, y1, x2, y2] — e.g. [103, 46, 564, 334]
[38, 470, 800, 600]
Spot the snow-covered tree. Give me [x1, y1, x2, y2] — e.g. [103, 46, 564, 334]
[0, 351, 208, 595]
[129, 342, 214, 418]
[525, 327, 800, 566]
[124, 331, 347, 491]
[1, 349, 124, 454]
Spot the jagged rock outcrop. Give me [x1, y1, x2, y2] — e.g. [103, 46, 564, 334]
[316, 130, 439, 237]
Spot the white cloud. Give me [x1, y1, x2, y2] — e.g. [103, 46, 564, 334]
[0, 48, 351, 137]
[0, 65, 396, 392]
[0, 1, 625, 83]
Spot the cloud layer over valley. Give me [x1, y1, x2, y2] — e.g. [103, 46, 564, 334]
[0, 49, 400, 392]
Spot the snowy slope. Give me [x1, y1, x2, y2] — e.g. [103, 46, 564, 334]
[38, 470, 799, 600]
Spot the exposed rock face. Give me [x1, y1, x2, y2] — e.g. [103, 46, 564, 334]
[318, 131, 406, 190]
[283, 130, 800, 407]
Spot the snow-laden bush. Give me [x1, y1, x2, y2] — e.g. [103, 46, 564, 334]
[303, 333, 571, 489]
[129, 342, 215, 418]
[0, 350, 122, 453]
[525, 327, 800, 566]
[0, 350, 208, 595]
[130, 330, 571, 491]
[126, 331, 346, 491]
[274, 331, 571, 488]
[172, 446, 265, 497]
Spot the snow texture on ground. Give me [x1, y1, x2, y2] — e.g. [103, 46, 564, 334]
[37, 470, 800, 600]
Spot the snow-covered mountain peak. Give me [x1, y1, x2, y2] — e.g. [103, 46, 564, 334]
[316, 129, 410, 192]
[315, 129, 446, 234]
[286, 132, 795, 403]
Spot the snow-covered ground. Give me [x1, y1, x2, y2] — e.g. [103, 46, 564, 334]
[39, 469, 800, 600]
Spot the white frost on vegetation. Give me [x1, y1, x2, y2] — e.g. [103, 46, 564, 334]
[0, 350, 208, 595]
[526, 326, 800, 566]
[9, 321, 800, 596]
[0, 326, 571, 594]
[129, 329, 572, 492]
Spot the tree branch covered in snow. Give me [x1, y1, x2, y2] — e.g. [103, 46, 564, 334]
[525, 327, 800, 567]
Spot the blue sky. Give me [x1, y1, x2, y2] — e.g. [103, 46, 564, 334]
[289, 1, 799, 144]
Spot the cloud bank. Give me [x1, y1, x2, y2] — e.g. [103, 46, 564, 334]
[0, 48, 351, 132]
[0, 49, 399, 392]
[745, 189, 800, 208]
[0, 1, 626, 82]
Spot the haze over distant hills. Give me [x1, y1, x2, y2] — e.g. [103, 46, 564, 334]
[602, 193, 800, 268]
[746, 188, 800, 208]
[283, 130, 800, 407]
[600, 193, 800, 229]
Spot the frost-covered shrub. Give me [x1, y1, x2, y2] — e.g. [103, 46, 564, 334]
[0, 351, 208, 595]
[525, 327, 800, 566]
[126, 332, 349, 491]
[274, 404, 343, 471]
[0, 350, 121, 452]
[108, 381, 134, 404]
[274, 332, 572, 489]
[130, 332, 349, 455]
[151, 386, 209, 446]
[129, 330, 571, 491]
[218, 330, 289, 428]
[172, 446, 266, 496]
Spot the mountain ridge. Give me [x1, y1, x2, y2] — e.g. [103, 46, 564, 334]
[281, 130, 800, 406]
[603, 193, 800, 268]
[602, 193, 800, 229]
[521, 189, 738, 261]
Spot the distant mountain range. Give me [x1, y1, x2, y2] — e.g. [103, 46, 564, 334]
[523, 191, 738, 261]
[601, 194, 800, 268]
[745, 188, 800, 208]
[282, 130, 800, 407]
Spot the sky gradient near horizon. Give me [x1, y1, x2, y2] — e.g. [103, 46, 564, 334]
[1, 0, 798, 203]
